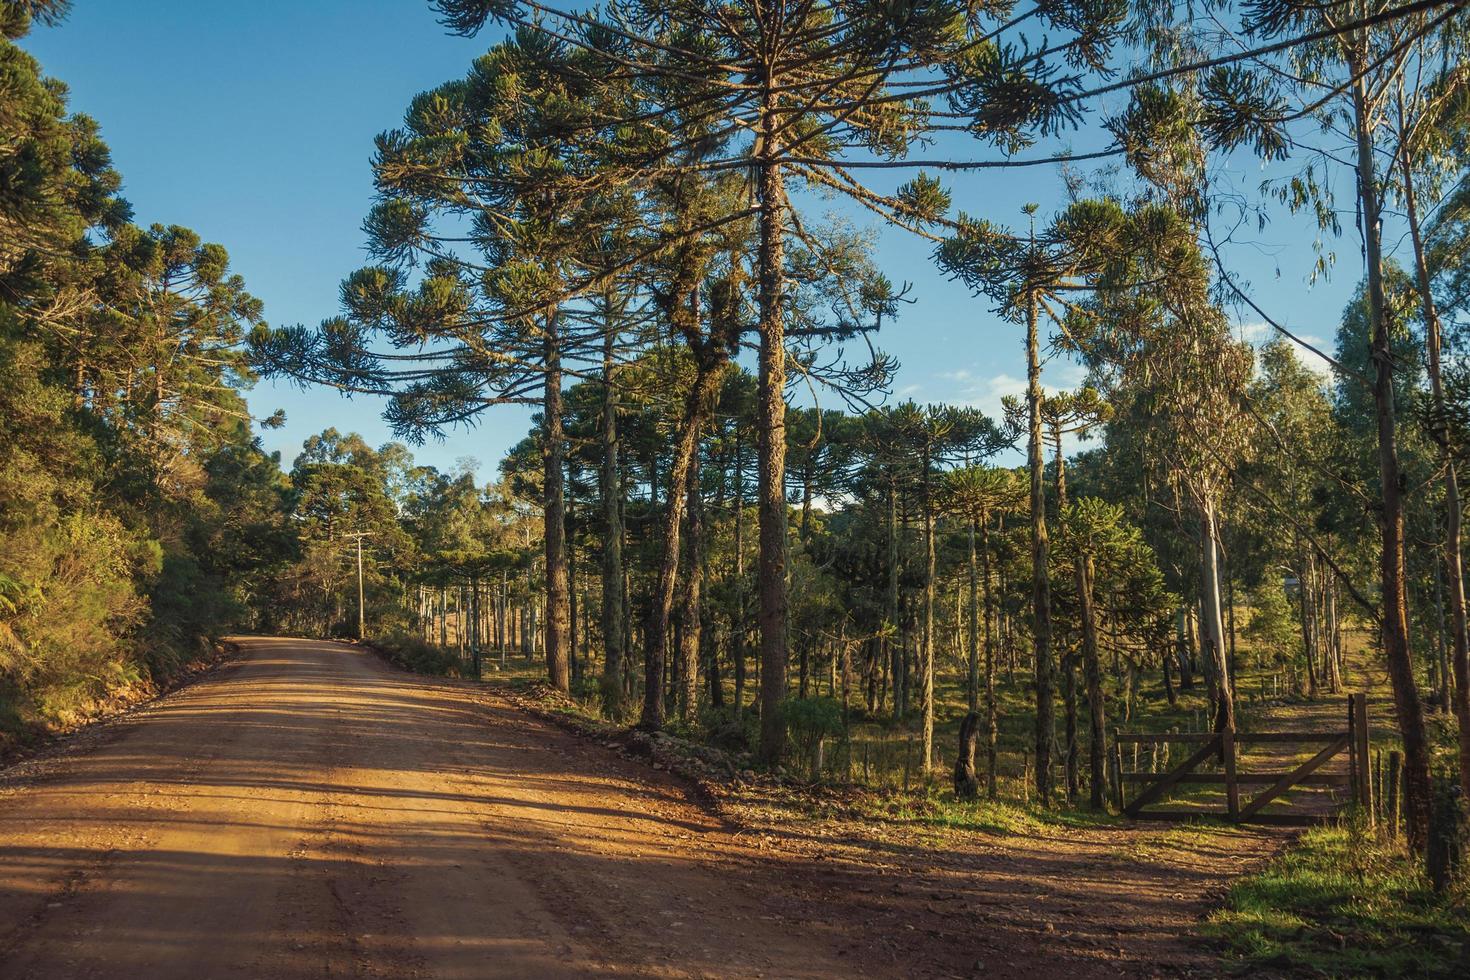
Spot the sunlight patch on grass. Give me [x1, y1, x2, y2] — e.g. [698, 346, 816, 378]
[1206, 825, 1469, 977]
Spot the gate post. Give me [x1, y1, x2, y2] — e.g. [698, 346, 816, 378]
[1222, 725, 1240, 820]
[1348, 694, 1374, 823]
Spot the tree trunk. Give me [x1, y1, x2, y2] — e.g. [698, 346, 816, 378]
[642, 366, 723, 729]
[543, 308, 571, 692]
[921, 458, 936, 775]
[1294, 540, 1315, 698]
[754, 132, 790, 763]
[1056, 427, 1079, 804]
[1080, 554, 1106, 810]
[676, 452, 705, 721]
[887, 480, 903, 721]
[954, 711, 981, 799]
[1175, 608, 1194, 691]
[733, 431, 747, 716]
[1026, 288, 1055, 805]
[1351, 53, 1431, 852]
[983, 518, 997, 799]
[1403, 151, 1470, 800]
[600, 311, 626, 710]
[1199, 491, 1234, 732]
[967, 515, 979, 713]
[708, 449, 727, 711]
[568, 501, 579, 682]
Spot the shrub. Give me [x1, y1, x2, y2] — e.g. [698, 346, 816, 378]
[783, 696, 846, 779]
[373, 632, 461, 677]
[699, 703, 757, 752]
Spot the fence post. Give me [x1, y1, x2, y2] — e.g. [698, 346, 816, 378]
[1355, 693, 1373, 824]
[1347, 695, 1358, 808]
[1222, 725, 1240, 821]
[1386, 750, 1402, 841]
[1110, 736, 1124, 812]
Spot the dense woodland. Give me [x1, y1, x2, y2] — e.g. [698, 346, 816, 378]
[5, 0, 1470, 900]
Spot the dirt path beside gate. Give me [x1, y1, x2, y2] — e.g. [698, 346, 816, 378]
[0, 637, 1284, 979]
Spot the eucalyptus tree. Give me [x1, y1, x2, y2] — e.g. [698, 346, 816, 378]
[281, 431, 416, 636]
[1045, 198, 1249, 738]
[1386, 18, 1470, 799]
[1201, 0, 1470, 849]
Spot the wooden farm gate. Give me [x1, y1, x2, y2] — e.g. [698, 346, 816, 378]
[1117, 694, 1373, 826]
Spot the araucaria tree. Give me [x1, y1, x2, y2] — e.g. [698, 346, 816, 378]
[430, 0, 1133, 760]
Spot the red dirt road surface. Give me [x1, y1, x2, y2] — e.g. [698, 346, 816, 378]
[0, 637, 1273, 979]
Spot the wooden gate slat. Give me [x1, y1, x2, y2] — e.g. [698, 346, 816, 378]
[1123, 735, 1221, 817]
[1118, 694, 1368, 826]
[1123, 771, 1350, 786]
[1237, 735, 1348, 821]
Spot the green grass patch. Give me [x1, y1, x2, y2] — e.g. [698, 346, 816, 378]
[844, 783, 1126, 836]
[1207, 824, 1469, 977]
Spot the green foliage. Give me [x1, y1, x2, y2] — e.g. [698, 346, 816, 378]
[0, 512, 145, 724]
[783, 696, 846, 776]
[1208, 826, 1470, 977]
[373, 631, 463, 678]
[1245, 581, 1296, 668]
[697, 703, 757, 753]
[0, 19, 289, 742]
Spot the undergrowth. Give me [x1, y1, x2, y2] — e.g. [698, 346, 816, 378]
[1206, 820, 1469, 977]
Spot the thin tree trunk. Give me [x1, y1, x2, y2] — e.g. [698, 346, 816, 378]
[1026, 287, 1054, 805]
[676, 454, 706, 721]
[1403, 146, 1470, 798]
[1080, 554, 1106, 809]
[709, 446, 727, 711]
[600, 311, 626, 709]
[754, 141, 790, 764]
[921, 462, 936, 775]
[1200, 491, 1234, 732]
[887, 480, 903, 720]
[733, 431, 747, 716]
[543, 308, 571, 691]
[983, 517, 997, 799]
[1056, 427, 1078, 804]
[1351, 51, 1431, 851]
[967, 515, 979, 713]
[568, 498, 579, 682]
[642, 366, 723, 729]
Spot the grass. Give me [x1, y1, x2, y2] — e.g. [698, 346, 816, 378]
[1207, 821, 1470, 977]
[837, 782, 1126, 836]
[406, 622, 1470, 977]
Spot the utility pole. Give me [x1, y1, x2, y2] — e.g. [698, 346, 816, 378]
[345, 532, 373, 640]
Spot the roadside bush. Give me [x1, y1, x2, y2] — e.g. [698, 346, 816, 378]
[0, 513, 148, 737]
[784, 696, 845, 780]
[373, 632, 461, 677]
[698, 703, 757, 752]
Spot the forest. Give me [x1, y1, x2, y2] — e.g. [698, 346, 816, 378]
[2, 0, 1469, 973]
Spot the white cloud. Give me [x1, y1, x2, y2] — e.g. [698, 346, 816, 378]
[1236, 321, 1271, 342]
[1235, 320, 1335, 382]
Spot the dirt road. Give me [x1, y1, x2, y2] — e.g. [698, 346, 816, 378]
[0, 638, 1272, 979]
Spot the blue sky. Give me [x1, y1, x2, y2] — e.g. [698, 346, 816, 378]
[20, 2, 1357, 475]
